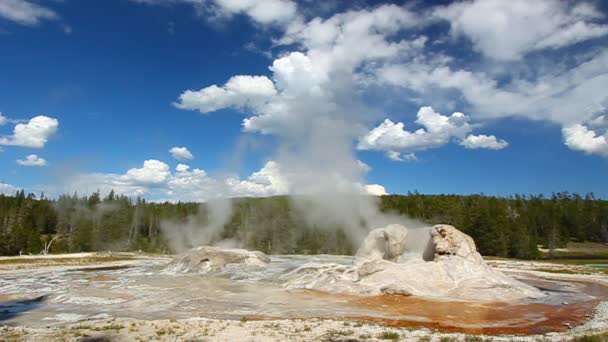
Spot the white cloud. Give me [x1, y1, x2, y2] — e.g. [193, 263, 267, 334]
[0, 182, 18, 195]
[386, 151, 417, 162]
[359, 107, 470, 151]
[131, 0, 297, 26]
[213, 0, 297, 25]
[169, 146, 194, 160]
[0, 112, 21, 126]
[175, 75, 277, 113]
[357, 160, 371, 173]
[177, 4, 422, 137]
[176, 163, 190, 172]
[460, 134, 508, 150]
[386, 151, 402, 161]
[563, 124, 608, 157]
[0, 0, 57, 26]
[435, 0, 608, 61]
[0, 112, 8, 125]
[375, 48, 608, 156]
[125, 159, 171, 184]
[358, 107, 509, 159]
[170, 1, 608, 161]
[55, 159, 385, 202]
[227, 160, 288, 197]
[16, 154, 47, 166]
[65, 173, 149, 198]
[0, 115, 59, 148]
[364, 184, 387, 196]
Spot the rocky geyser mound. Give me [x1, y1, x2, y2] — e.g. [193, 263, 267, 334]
[282, 224, 545, 301]
[165, 246, 270, 274]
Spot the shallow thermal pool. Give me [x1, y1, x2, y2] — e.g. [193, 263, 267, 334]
[0, 255, 606, 334]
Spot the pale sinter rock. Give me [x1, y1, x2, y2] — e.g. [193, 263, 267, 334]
[354, 224, 409, 266]
[164, 246, 270, 273]
[282, 224, 546, 301]
[432, 224, 482, 262]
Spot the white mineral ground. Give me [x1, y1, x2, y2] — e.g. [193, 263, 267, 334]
[1, 224, 607, 341]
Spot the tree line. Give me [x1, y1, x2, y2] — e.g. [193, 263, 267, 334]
[1, 190, 606, 258]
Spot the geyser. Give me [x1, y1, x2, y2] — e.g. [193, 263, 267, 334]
[165, 246, 270, 274]
[282, 223, 545, 301]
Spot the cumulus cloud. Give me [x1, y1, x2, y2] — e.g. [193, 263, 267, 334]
[163, 0, 608, 159]
[0, 182, 18, 195]
[226, 160, 288, 197]
[212, 0, 297, 25]
[375, 44, 608, 156]
[176, 163, 190, 172]
[563, 124, 608, 157]
[0, 0, 57, 26]
[435, 0, 608, 61]
[174, 3, 519, 164]
[57, 159, 284, 201]
[169, 146, 194, 160]
[177, 4, 423, 136]
[174, 75, 277, 113]
[0, 115, 59, 148]
[0, 112, 22, 126]
[358, 106, 506, 158]
[386, 151, 417, 162]
[460, 134, 509, 150]
[55, 159, 385, 202]
[0, 112, 8, 125]
[125, 159, 171, 184]
[16, 154, 47, 166]
[364, 184, 387, 196]
[131, 0, 297, 25]
[164, 0, 608, 208]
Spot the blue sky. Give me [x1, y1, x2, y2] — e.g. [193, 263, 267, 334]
[0, 0, 607, 200]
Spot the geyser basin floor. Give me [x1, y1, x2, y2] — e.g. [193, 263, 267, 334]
[1, 254, 607, 338]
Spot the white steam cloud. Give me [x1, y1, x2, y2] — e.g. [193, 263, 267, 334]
[171, 4, 431, 249]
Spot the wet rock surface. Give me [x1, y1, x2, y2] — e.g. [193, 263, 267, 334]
[283, 224, 546, 301]
[0, 252, 606, 337]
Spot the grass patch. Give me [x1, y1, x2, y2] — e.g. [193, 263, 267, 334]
[377, 331, 400, 340]
[325, 329, 354, 338]
[69, 325, 92, 330]
[156, 327, 176, 336]
[570, 332, 608, 341]
[0, 256, 134, 265]
[464, 335, 493, 342]
[439, 337, 459, 342]
[91, 323, 124, 331]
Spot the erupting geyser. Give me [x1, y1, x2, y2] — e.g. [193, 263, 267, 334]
[282, 223, 546, 301]
[166, 223, 545, 302]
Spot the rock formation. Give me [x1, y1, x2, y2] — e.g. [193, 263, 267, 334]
[282, 224, 545, 301]
[165, 246, 270, 274]
[354, 224, 409, 265]
[432, 224, 481, 261]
